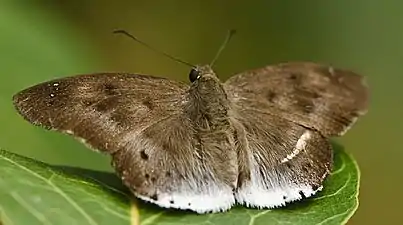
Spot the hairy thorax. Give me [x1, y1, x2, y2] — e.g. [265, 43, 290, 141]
[186, 73, 238, 188]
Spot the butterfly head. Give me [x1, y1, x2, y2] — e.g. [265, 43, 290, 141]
[188, 65, 217, 83]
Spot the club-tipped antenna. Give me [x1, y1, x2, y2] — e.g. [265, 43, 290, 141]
[210, 29, 236, 67]
[113, 29, 195, 68]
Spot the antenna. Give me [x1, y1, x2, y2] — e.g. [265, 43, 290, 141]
[210, 29, 236, 67]
[113, 29, 195, 68]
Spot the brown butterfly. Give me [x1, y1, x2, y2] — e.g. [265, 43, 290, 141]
[13, 60, 368, 213]
[13, 28, 369, 213]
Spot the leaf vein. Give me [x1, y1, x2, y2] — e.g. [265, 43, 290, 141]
[314, 174, 351, 200]
[0, 155, 99, 225]
[141, 212, 165, 225]
[248, 210, 271, 225]
[331, 158, 346, 175]
[10, 191, 53, 225]
[316, 210, 349, 225]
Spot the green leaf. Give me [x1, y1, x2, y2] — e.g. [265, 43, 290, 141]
[0, 144, 359, 225]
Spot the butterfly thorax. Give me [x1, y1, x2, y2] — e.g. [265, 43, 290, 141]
[185, 65, 238, 190]
[187, 65, 230, 129]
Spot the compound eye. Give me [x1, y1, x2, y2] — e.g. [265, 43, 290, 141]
[189, 68, 200, 82]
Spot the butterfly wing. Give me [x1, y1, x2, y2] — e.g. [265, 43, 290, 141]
[231, 110, 332, 207]
[13, 73, 236, 213]
[13, 73, 188, 153]
[225, 62, 369, 137]
[225, 62, 368, 208]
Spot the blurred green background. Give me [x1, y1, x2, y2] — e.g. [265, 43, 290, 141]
[0, 1, 400, 224]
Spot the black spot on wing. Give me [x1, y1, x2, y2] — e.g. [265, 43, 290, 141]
[142, 98, 154, 110]
[294, 88, 320, 114]
[299, 190, 306, 199]
[311, 184, 320, 191]
[150, 193, 158, 201]
[284, 162, 292, 169]
[289, 73, 298, 80]
[266, 90, 277, 103]
[140, 150, 149, 160]
[162, 142, 170, 151]
[94, 98, 112, 112]
[102, 83, 119, 96]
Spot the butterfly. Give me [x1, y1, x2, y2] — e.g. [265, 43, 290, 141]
[13, 61, 369, 213]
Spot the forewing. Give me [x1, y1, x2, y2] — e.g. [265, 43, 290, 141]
[225, 62, 369, 136]
[231, 109, 332, 207]
[13, 73, 235, 213]
[13, 73, 188, 153]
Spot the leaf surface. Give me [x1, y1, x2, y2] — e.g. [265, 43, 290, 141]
[0, 144, 359, 225]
